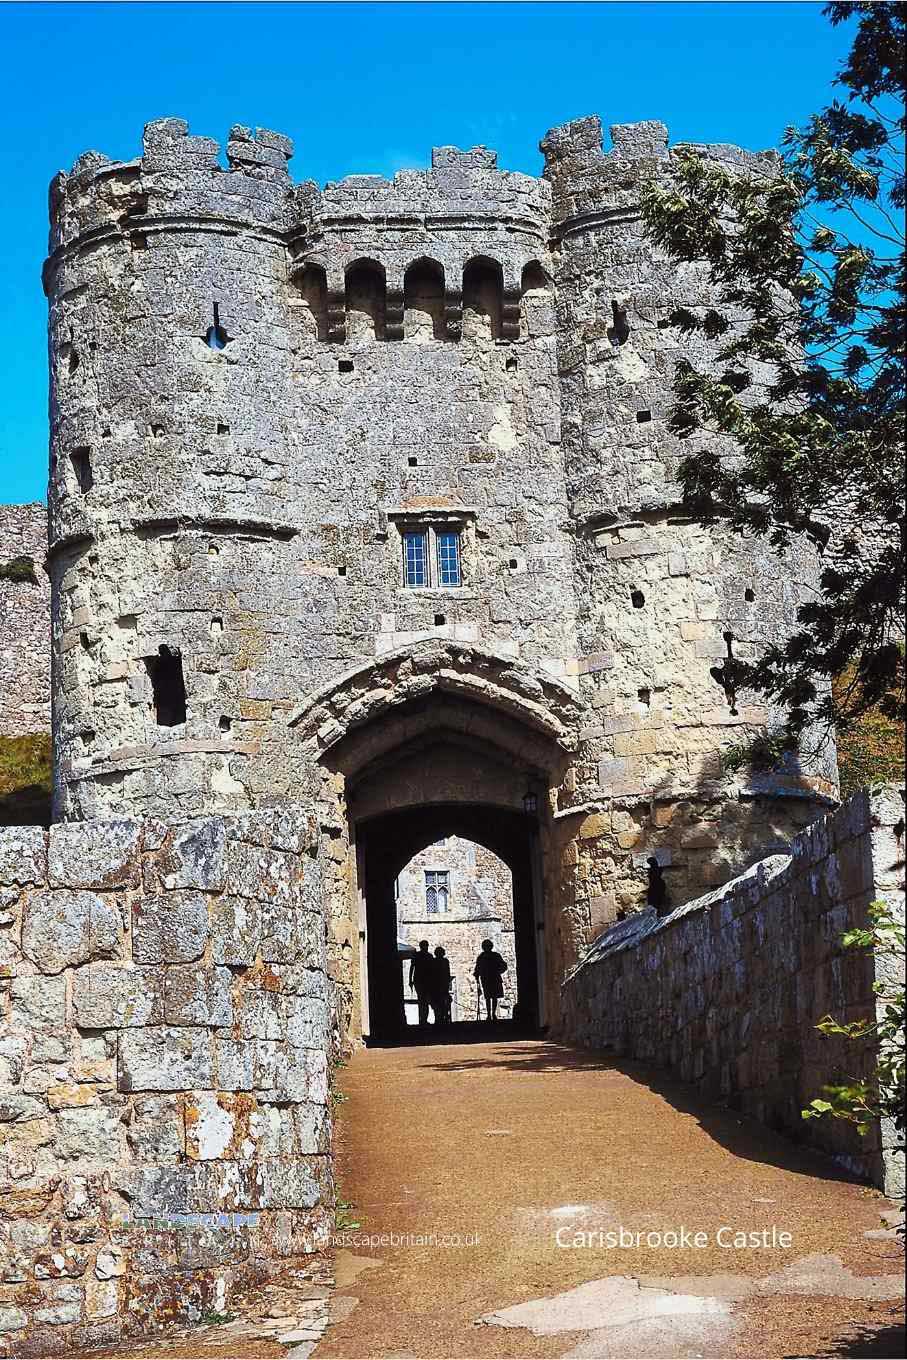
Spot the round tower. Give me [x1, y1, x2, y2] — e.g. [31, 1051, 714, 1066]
[541, 116, 837, 918]
[44, 119, 301, 819]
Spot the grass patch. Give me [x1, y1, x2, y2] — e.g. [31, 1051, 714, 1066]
[0, 733, 52, 826]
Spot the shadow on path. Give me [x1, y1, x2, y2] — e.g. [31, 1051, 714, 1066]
[418, 1038, 870, 1187]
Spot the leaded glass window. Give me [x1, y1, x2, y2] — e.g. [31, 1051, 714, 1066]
[437, 532, 462, 587]
[425, 870, 450, 914]
[403, 531, 428, 588]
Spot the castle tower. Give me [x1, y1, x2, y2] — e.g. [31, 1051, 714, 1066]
[44, 119, 573, 822]
[541, 116, 837, 920]
[43, 116, 837, 1017]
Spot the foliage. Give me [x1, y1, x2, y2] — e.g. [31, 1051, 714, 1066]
[722, 727, 800, 775]
[0, 733, 52, 826]
[196, 1310, 236, 1327]
[834, 659, 906, 796]
[0, 555, 37, 585]
[641, 1, 905, 739]
[803, 900, 905, 1219]
[335, 1192, 361, 1232]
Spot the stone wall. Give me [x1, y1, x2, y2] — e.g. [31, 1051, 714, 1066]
[0, 505, 50, 739]
[560, 786, 905, 1194]
[0, 807, 333, 1356]
[396, 837, 517, 1021]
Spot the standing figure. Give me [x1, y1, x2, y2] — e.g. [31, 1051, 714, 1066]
[473, 938, 508, 1022]
[409, 940, 437, 1027]
[432, 946, 452, 1026]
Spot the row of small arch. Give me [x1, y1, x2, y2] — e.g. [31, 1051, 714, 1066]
[295, 257, 551, 341]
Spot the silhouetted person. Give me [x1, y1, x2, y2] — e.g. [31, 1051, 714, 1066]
[432, 946, 452, 1026]
[647, 857, 671, 915]
[473, 939, 507, 1022]
[409, 940, 436, 1027]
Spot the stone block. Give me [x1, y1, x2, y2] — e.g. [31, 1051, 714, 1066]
[22, 890, 122, 974]
[216, 1038, 254, 1091]
[118, 1027, 213, 1092]
[210, 894, 260, 965]
[132, 892, 208, 964]
[163, 966, 232, 1026]
[10, 975, 66, 1031]
[72, 964, 162, 1029]
[225, 839, 298, 902]
[152, 819, 226, 891]
[126, 1094, 184, 1163]
[47, 820, 141, 890]
[0, 827, 47, 886]
[56, 1106, 122, 1164]
[283, 995, 329, 1050]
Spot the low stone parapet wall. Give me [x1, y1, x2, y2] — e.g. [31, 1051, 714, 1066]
[0, 807, 333, 1356]
[560, 786, 905, 1193]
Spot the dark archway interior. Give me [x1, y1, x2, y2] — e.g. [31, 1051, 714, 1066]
[357, 803, 540, 1043]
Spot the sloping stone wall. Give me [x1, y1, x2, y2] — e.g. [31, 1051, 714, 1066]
[0, 807, 333, 1356]
[560, 786, 905, 1193]
[0, 504, 50, 739]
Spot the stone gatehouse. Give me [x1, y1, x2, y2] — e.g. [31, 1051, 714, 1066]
[1, 110, 888, 1354]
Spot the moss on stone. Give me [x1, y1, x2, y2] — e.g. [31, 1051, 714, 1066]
[0, 733, 52, 826]
[0, 555, 38, 585]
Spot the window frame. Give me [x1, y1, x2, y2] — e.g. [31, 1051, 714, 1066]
[388, 506, 476, 593]
[424, 869, 450, 915]
[402, 529, 430, 589]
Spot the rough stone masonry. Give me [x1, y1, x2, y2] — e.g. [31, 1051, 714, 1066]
[0, 110, 899, 1353]
[0, 807, 332, 1355]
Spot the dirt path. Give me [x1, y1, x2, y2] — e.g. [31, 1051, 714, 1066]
[316, 1038, 904, 1360]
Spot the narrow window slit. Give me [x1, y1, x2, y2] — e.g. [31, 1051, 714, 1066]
[144, 645, 187, 727]
[608, 300, 630, 346]
[434, 613, 446, 627]
[205, 302, 230, 350]
[338, 359, 354, 374]
[216, 422, 230, 435]
[631, 588, 646, 609]
[408, 456, 418, 467]
[219, 715, 233, 734]
[745, 589, 756, 602]
[71, 448, 93, 493]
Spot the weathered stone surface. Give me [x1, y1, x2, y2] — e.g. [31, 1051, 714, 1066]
[563, 790, 905, 1193]
[126, 1095, 184, 1163]
[47, 821, 142, 890]
[10, 975, 66, 1030]
[153, 819, 226, 891]
[131, 893, 208, 964]
[22, 891, 122, 974]
[0, 826, 47, 886]
[163, 966, 232, 1026]
[72, 964, 161, 1029]
[210, 894, 260, 965]
[55, 1107, 122, 1164]
[119, 1027, 214, 1093]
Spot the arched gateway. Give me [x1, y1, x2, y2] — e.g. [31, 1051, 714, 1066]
[289, 641, 578, 1042]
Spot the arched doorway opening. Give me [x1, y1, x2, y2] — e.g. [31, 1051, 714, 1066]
[355, 800, 543, 1042]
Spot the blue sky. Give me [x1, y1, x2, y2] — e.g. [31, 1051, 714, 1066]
[1, 1, 850, 504]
